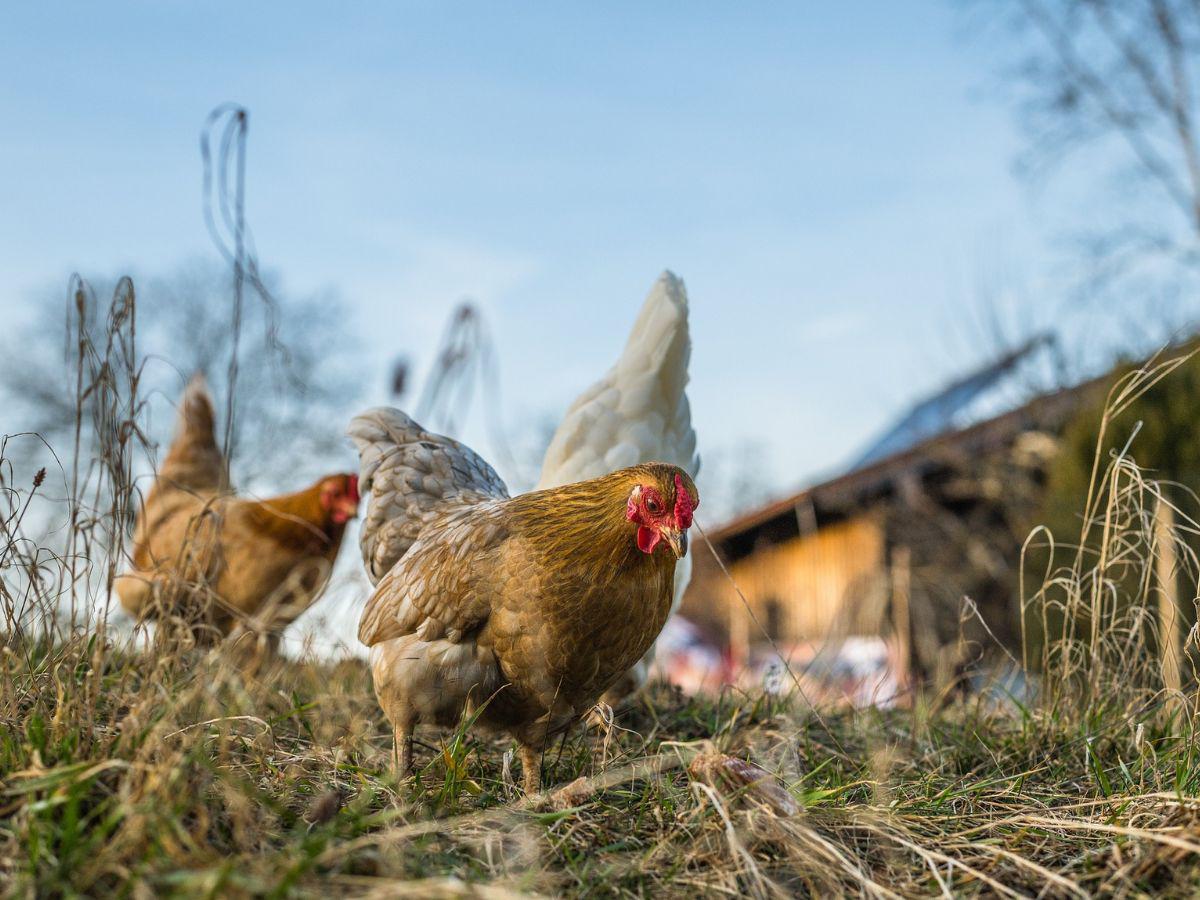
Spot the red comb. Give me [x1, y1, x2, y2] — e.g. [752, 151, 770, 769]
[345, 474, 361, 503]
[673, 473, 694, 528]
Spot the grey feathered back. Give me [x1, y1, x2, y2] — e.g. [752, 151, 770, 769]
[347, 408, 509, 584]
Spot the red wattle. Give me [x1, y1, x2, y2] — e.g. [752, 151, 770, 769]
[636, 525, 660, 554]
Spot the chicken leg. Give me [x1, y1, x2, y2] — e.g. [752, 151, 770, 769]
[393, 722, 414, 780]
[519, 743, 542, 794]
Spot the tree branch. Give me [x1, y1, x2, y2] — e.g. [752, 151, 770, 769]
[1150, 0, 1200, 231]
[1020, 0, 1196, 224]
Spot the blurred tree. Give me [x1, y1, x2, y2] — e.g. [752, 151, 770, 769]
[980, 0, 1200, 339]
[1042, 351, 1200, 538]
[1034, 350, 1200, 668]
[0, 260, 363, 497]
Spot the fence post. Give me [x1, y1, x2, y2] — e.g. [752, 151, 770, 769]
[1155, 497, 1182, 701]
[729, 587, 749, 686]
[891, 545, 913, 690]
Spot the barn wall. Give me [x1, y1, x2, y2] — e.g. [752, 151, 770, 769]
[684, 513, 889, 657]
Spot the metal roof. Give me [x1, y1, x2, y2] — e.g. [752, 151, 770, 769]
[851, 334, 1065, 469]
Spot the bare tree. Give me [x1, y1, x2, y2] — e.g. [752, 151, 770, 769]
[980, 0, 1200, 336]
[0, 260, 363, 501]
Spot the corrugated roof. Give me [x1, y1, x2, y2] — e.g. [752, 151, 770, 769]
[851, 334, 1065, 469]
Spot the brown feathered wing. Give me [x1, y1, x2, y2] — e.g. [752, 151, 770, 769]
[347, 408, 511, 707]
[356, 501, 509, 646]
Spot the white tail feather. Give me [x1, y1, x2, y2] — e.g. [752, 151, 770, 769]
[536, 270, 700, 700]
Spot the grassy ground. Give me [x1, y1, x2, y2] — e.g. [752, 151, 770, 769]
[4, 635, 1200, 898]
[4, 294, 1200, 896]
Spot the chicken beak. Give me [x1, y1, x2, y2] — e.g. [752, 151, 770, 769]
[664, 528, 688, 558]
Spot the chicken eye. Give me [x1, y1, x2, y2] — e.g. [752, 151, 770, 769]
[645, 497, 662, 514]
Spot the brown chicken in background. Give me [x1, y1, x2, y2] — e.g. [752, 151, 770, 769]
[348, 407, 697, 793]
[115, 375, 359, 651]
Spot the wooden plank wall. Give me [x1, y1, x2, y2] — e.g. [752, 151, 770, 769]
[690, 514, 889, 660]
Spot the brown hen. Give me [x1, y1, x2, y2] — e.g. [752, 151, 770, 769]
[348, 407, 697, 792]
[115, 375, 359, 650]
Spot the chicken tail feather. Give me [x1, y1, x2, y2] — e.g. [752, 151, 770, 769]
[347, 408, 509, 583]
[158, 373, 228, 493]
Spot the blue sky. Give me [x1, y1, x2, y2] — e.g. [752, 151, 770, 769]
[1, 2, 1079, 504]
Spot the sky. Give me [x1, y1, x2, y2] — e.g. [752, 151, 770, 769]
[0, 2, 1079, 511]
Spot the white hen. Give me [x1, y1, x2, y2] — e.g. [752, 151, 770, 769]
[537, 270, 699, 702]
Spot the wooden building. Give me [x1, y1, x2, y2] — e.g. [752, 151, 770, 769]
[681, 341, 1104, 681]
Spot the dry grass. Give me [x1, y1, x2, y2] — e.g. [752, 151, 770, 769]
[4, 284, 1200, 897]
[6, 643, 1200, 898]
